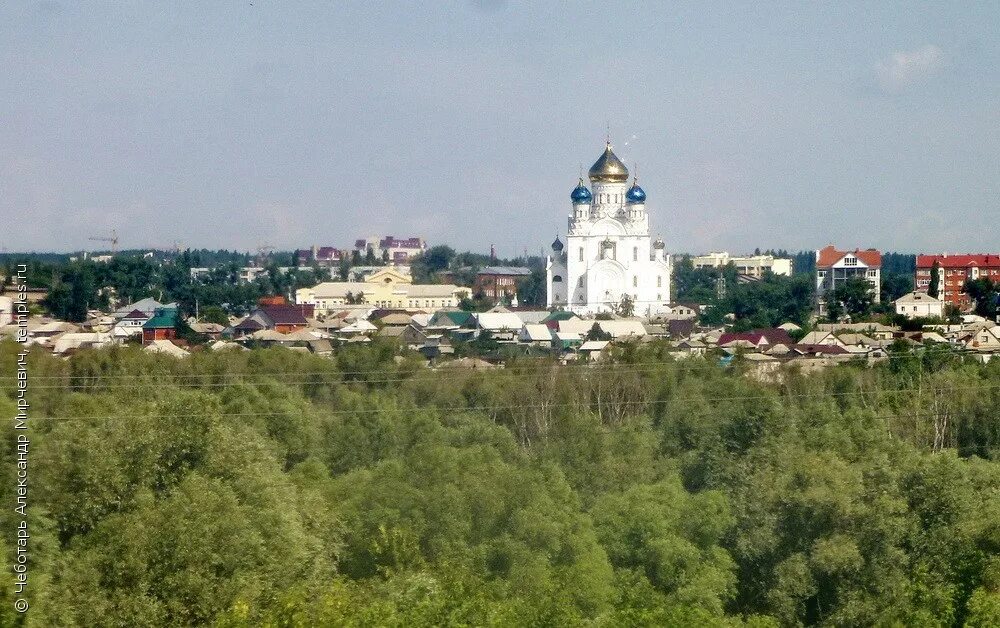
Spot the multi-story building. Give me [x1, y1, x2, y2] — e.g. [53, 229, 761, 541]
[354, 236, 427, 264]
[815, 245, 881, 316]
[915, 254, 1000, 310]
[295, 246, 343, 268]
[296, 267, 469, 314]
[475, 266, 532, 300]
[691, 252, 793, 277]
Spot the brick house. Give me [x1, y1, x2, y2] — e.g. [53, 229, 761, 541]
[475, 266, 532, 300]
[915, 254, 1000, 311]
[141, 308, 178, 345]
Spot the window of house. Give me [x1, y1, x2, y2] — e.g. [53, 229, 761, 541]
[633, 247, 638, 261]
[579, 247, 584, 262]
[633, 276, 638, 287]
[844, 256, 857, 266]
[657, 276, 662, 288]
[553, 275, 563, 282]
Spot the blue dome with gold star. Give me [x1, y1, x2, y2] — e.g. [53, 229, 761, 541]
[570, 178, 592, 204]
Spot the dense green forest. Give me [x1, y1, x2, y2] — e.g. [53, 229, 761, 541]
[3, 341, 1000, 626]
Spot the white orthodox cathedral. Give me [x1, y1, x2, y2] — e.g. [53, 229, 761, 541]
[546, 142, 671, 316]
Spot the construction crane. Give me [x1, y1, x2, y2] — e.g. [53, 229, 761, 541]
[88, 229, 119, 254]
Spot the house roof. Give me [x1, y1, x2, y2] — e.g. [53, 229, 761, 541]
[542, 310, 578, 323]
[816, 245, 882, 269]
[718, 328, 794, 348]
[121, 309, 149, 320]
[475, 312, 524, 331]
[667, 319, 696, 338]
[521, 324, 553, 342]
[791, 344, 850, 355]
[259, 305, 309, 326]
[234, 318, 264, 331]
[579, 340, 610, 351]
[916, 254, 1000, 269]
[478, 266, 532, 276]
[143, 339, 189, 357]
[894, 291, 941, 304]
[142, 308, 178, 329]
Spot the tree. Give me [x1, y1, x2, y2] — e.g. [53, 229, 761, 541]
[830, 276, 874, 321]
[928, 261, 941, 299]
[200, 306, 230, 326]
[616, 293, 635, 317]
[586, 322, 612, 341]
[964, 278, 998, 319]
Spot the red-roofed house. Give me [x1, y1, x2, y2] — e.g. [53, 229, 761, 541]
[915, 254, 1000, 310]
[238, 304, 314, 335]
[718, 328, 795, 350]
[815, 246, 882, 316]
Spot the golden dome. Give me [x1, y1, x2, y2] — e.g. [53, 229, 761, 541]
[588, 143, 629, 182]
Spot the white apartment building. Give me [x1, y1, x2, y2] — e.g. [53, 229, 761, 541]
[692, 252, 793, 277]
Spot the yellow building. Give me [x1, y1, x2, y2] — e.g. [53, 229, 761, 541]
[296, 268, 470, 315]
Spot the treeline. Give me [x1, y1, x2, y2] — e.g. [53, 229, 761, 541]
[2, 341, 1000, 625]
[1, 252, 325, 322]
[674, 251, 920, 328]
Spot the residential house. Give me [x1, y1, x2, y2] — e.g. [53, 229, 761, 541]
[664, 303, 700, 320]
[962, 325, 1000, 352]
[475, 266, 532, 301]
[814, 322, 897, 341]
[113, 309, 149, 336]
[114, 297, 174, 319]
[717, 328, 795, 351]
[798, 330, 845, 347]
[189, 322, 225, 339]
[519, 324, 554, 347]
[541, 310, 580, 330]
[894, 290, 944, 319]
[815, 245, 882, 316]
[475, 312, 524, 342]
[577, 340, 610, 361]
[141, 308, 178, 345]
[240, 304, 313, 334]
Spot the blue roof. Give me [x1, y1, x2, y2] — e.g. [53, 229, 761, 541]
[570, 178, 592, 204]
[626, 183, 646, 203]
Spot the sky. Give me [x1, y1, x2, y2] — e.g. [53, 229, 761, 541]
[1, 1, 998, 256]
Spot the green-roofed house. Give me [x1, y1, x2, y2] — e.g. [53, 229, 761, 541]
[427, 310, 475, 329]
[541, 310, 579, 330]
[142, 307, 179, 345]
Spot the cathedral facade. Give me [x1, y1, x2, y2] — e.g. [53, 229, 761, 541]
[546, 143, 671, 316]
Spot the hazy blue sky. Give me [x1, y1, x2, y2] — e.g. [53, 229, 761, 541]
[2, 1, 998, 255]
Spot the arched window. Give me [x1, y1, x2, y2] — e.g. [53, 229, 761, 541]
[553, 275, 563, 282]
